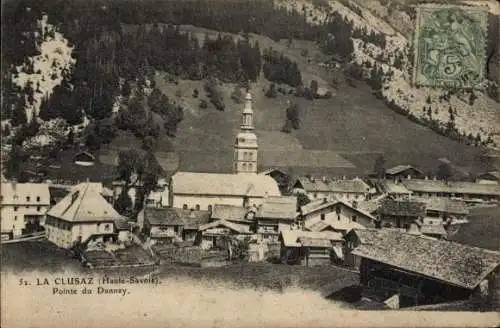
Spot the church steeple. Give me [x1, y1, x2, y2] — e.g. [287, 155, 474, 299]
[241, 92, 254, 131]
[233, 92, 258, 174]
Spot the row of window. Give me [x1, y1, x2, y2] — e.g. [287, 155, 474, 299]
[2, 196, 42, 202]
[312, 193, 362, 200]
[182, 204, 213, 212]
[12, 206, 43, 212]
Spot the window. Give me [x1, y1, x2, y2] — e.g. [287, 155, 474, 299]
[104, 224, 110, 231]
[36, 196, 40, 202]
[248, 152, 253, 160]
[13, 195, 19, 200]
[320, 213, 325, 221]
[313, 193, 318, 199]
[14, 216, 17, 221]
[183, 204, 188, 210]
[195, 204, 200, 211]
[208, 205, 212, 212]
[13, 206, 18, 212]
[243, 163, 247, 171]
[352, 215, 357, 222]
[26, 196, 31, 202]
[248, 163, 253, 171]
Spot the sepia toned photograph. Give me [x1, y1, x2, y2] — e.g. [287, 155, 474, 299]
[1, 0, 499, 327]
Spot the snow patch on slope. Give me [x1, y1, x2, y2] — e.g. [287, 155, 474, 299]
[11, 15, 76, 123]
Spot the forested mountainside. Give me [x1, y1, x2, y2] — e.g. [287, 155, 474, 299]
[277, 0, 499, 146]
[1, 0, 498, 181]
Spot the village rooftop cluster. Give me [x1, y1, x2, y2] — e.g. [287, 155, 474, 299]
[1, 93, 500, 310]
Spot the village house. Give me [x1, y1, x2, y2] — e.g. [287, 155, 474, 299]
[259, 168, 290, 194]
[142, 208, 184, 243]
[300, 198, 375, 235]
[414, 218, 448, 239]
[385, 165, 424, 182]
[198, 220, 251, 250]
[45, 182, 124, 249]
[418, 197, 469, 222]
[144, 178, 169, 208]
[280, 230, 344, 266]
[1, 181, 51, 239]
[292, 176, 372, 202]
[476, 171, 500, 185]
[377, 180, 413, 199]
[73, 151, 96, 166]
[174, 208, 211, 243]
[253, 196, 298, 241]
[401, 179, 500, 203]
[349, 229, 500, 309]
[377, 199, 427, 229]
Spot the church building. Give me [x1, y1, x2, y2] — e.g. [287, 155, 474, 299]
[170, 92, 281, 211]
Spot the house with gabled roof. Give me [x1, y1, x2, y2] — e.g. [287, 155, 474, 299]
[385, 165, 424, 181]
[198, 220, 252, 250]
[280, 230, 344, 266]
[401, 179, 500, 203]
[45, 182, 124, 248]
[346, 229, 500, 309]
[377, 199, 427, 229]
[254, 196, 298, 240]
[293, 176, 372, 203]
[300, 198, 375, 235]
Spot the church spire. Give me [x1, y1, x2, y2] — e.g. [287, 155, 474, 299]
[233, 91, 258, 174]
[240, 92, 254, 131]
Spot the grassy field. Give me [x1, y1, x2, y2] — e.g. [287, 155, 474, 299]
[154, 262, 359, 293]
[146, 24, 488, 178]
[449, 206, 500, 251]
[1, 240, 359, 296]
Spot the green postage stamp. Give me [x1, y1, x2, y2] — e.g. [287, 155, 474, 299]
[412, 4, 489, 89]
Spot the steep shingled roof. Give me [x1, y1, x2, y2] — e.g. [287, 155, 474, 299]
[256, 196, 297, 220]
[385, 165, 423, 176]
[351, 229, 500, 290]
[281, 230, 343, 247]
[145, 208, 184, 226]
[379, 199, 426, 217]
[402, 179, 500, 196]
[211, 204, 250, 222]
[294, 177, 370, 194]
[171, 172, 280, 197]
[47, 182, 122, 223]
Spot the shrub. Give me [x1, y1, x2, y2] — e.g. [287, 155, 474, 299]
[199, 99, 208, 109]
[192, 88, 199, 98]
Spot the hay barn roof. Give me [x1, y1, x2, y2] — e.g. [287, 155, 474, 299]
[351, 229, 500, 289]
[379, 199, 426, 217]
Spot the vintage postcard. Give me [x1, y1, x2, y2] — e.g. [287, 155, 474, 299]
[1, 0, 499, 327]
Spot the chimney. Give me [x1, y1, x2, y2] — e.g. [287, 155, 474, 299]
[407, 174, 411, 180]
[322, 176, 327, 183]
[433, 176, 437, 181]
[310, 176, 315, 182]
[425, 176, 428, 180]
[342, 176, 346, 180]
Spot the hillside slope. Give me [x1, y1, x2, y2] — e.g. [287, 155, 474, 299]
[150, 25, 487, 176]
[276, 0, 500, 148]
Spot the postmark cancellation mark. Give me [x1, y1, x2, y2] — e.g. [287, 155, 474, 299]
[412, 4, 489, 89]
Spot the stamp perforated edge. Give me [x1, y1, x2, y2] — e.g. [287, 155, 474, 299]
[410, 3, 490, 90]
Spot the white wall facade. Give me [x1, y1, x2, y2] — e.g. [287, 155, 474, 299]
[1, 204, 50, 237]
[46, 217, 114, 248]
[172, 194, 265, 211]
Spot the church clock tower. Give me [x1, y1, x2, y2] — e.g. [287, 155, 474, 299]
[233, 92, 258, 174]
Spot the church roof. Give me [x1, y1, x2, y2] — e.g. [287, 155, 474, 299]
[47, 182, 122, 223]
[171, 172, 280, 197]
